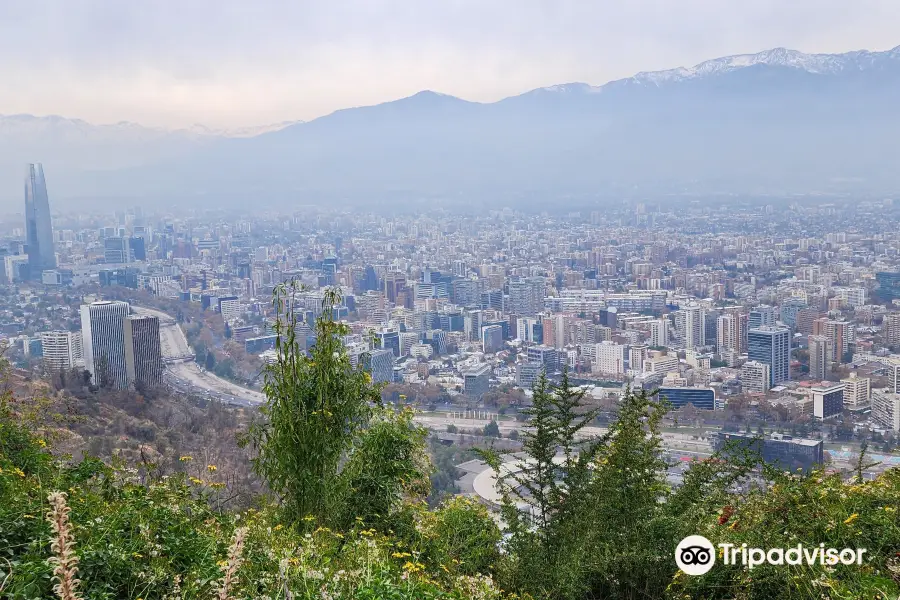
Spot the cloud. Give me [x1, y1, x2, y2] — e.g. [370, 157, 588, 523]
[0, 0, 896, 128]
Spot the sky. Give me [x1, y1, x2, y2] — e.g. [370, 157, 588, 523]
[0, 0, 898, 130]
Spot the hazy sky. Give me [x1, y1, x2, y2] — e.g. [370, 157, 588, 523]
[1, 0, 898, 130]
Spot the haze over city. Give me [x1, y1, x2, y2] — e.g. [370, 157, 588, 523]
[2, 3, 900, 599]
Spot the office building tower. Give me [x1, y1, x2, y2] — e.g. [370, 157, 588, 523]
[508, 277, 545, 317]
[480, 289, 504, 312]
[451, 278, 481, 307]
[40, 330, 83, 373]
[24, 163, 56, 279]
[741, 360, 771, 393]
[649, 319, 669, 348]
[811, 383, 844, 420]
[375, 329, 401, 357]
[104, 237, 129, 263]
[124, 316, 163, 389]
[81, 300, 130, 389]
[872, 388, 900, 432]
[841, 373, 871, 411]
[399, 332, 419, 357]
[383, 272, 407, 305]
[748, 306, 776, 330]
[481, 324, 503, 354]
[361, 349, 394, 384]
[463, 364, 492, 399]
[517, 362, 544, 389]
[883, 313, 900, 347]
[674, 305, 705, 350]
[807, 335, 832, 381]
[464, 310, 483, 342]
[129, 236, 147, 261]
[527, 345, 559, 372]
[747, 326, 791, 388]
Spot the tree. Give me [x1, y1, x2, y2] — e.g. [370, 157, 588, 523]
[483, 420, 500, 437]
[242, 282, 428, 531]
[205, 351, 216, 371]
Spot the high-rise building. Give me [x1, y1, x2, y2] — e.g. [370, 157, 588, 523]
[748, 306, 775, 330]
[375, 328, 401, 357]
[219, 297, 241, 324]
[104, 237, 129, 263]
[741, 360, 771, 393]
[823, 320, 854, 364]
[716, 311, 746, 355]
[124, 316, 163, 389]
[883, 313, 900, 347]
[481, 324, 503, 353]
[593, 341, 625, 376]
[40, 330, 83, 373]
[24, 163, 56, 279]
[81, 300, 131, 389]
[811, 383, 844, 420]
[747, 326, 791, 388]
[628, 344, 648, 373]
[674, 305, 705, 350]
[463, 364, 492, 399]
[872, 388, 900, 432]
[649, 319, 669, 348]
[807, 335, 833, 381]
[508, 277, 545, 317]
[517, 362, 544, 389]
[841, 373, 871, 411]
[361, 349, 394, 383]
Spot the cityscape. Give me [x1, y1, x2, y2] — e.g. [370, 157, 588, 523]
[2, 4, 899, 598]
[5, 162, 900, 483]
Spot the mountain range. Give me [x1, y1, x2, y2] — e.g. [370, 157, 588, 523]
[2, 43, 899, 211]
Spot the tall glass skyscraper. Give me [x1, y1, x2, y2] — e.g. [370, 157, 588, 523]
[24, 163, 56, 279]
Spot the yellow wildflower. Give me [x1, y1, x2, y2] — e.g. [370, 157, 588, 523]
[274, 524, 284, 531]
[206, 464, 217, 472]
[36, 439, 47, 448]
[179, 456, 193, 462]
[843, 514, 859, 525]
[13, 467, 25, 478]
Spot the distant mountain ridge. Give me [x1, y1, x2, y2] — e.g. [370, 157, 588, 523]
[1, 42, 899, 209]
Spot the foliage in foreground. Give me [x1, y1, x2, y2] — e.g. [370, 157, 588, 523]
[480, 372, 900, 600]
[0, 415, 505, 599]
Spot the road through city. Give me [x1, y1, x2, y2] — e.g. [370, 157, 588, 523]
[132, 306, 267, 406]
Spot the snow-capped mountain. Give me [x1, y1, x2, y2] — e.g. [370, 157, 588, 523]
[627, 44, 900, 87]
[1, 42, 899, 209]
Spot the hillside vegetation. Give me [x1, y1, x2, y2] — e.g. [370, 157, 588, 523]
[1, 284, 899, 599]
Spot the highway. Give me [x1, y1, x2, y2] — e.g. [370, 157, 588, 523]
[132, 306, 267, 406]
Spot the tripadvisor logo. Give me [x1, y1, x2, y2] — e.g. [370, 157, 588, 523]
[675, 535, 867, 575]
